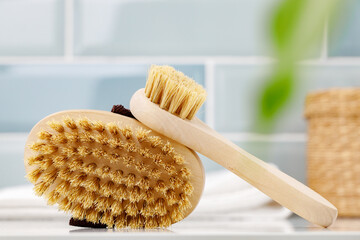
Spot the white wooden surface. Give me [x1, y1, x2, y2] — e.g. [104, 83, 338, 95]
[0, 216, 359, 240]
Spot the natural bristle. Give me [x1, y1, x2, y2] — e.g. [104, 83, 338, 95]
[145, 65, 207, 120]
[26, 116, 194, 229]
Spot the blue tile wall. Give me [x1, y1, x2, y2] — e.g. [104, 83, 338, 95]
[0, 0, 359, 189]
[0, 64, 204, 132]
[328, 0, 360, 56]
[0, 135, 28, 188]
[236, 141, 306, 183]
[214, 65, 269, 132]
[214, 64, 360, 133]
[0, 0, 64, 56]
[200, 140, 306, 183]
[74, 0, 278, 56]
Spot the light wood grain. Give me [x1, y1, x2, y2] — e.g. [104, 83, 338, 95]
[130, 88, 338, 227]
[24, 110, 205, 221]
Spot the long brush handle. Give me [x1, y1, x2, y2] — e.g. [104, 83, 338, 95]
[130, 89, 337, 227]
[193, 120, 337, 227]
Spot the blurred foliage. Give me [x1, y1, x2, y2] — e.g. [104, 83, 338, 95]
[256, 0, 341, 132]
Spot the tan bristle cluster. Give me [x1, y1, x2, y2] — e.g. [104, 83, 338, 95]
[145, 65, 207, 120]
[26, 117, 193, 229]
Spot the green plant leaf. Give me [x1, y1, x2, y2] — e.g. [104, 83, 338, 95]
[271, 0, 339, 60]
[271, 0, 306, 55]
[256, 66, 295, 132]
[255, 0, 341, 133]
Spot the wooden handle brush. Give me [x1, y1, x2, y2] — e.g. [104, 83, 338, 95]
[130, 65, 338, 227]
[24, 109, 205, 228]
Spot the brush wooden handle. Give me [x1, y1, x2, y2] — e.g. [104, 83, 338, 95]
[130, 89, 337, 227]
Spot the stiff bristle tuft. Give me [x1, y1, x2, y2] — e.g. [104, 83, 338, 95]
[52, 134, 68, 144]
[65, 132, 80, 143]
[38, 131, 52, 140]
[135, 128, 150, 142]
[179, 167, 191, 179]
[26, 168, 43, 183]
[107, 123, 120, 136]
[171, 204, 183, 222]
[111, 170, 124, 184]
[48, 121, 65, 133]
[145, 65, 207, 120]
[162, 142, 174, 155]
[34, 181, 50, 196]
[149, 168, 161, 179]
[101, 181, 116, 197]
[63, 117, 77, 130]
[169, 176, 183, 189]
[42, 168, 58, 184]
[173, 155, 185, 165]
[147, 136, 163, 148]
[26, 116, 194, 229]
[55, 180, 71, 194]
[59, 197, 72, 211]
[93, 121, 105, 132]
[86, 207, 101, 223]
[165, 189, 178, 205]
[155, 180, 167, 193]
[183, 181, 194, 195]
[101, 210, 114, 227]
[77, 146, 91, 157]
[154, 198, 167, 215]
[144, 188, 155, 204]
[120, 126, 133, 139]
[27, 155, 44, 166]
[83, 163, 97, 173]
[47, 190, 61, 204]
[129, 186, 142, 202]
[53, 155, 67, 167]
[84, 177, 101, 192]
[58, 167, 73, 181]
[72, 203, 86, 220]
[78, 119, 92, 131]
[80, 132, 95, 143]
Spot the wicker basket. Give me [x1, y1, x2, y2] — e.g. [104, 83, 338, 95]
[305, 88, 360, 217]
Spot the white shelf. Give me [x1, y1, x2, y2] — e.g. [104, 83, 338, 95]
[0, 216, 359, 239]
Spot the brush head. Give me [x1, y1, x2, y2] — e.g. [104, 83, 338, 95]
[24, 110, 204, 229]
[145, 65, 207, 120]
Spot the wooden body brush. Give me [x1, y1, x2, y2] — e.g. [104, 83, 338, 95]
[24, 109, 205, 228]
[130, 65, 338, 227]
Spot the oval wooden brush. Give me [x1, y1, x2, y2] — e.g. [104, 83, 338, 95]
[24, 109, 204, 229]
[130, 65, 338, 227]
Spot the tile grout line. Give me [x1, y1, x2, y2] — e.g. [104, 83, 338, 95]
[0, 132, 307, 142]
[0, 56, 274, 65]
[320, 16, 329, 61]
[221, 132, 307, 142]
[64, 0, 74, 60]
[204, 60, 215, 128]
[1, 56, 360, 65]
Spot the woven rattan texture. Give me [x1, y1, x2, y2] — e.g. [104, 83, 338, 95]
[305, 88, 360, 118]
[306, 89, 360, 217]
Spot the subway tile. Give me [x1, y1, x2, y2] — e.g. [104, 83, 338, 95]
[214, 64, 360, 133]
[197, 140, 305, 183]
[74, 0, 278, 56]
[214, 65, 270, 132]
[0, 134, 28, 188]
[303, 65, 360, 89]
[0, 64, 204, 132]
[328, 0, 360, 56]
[0, 0, 64, 56]
[236, 141, 306, 184]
